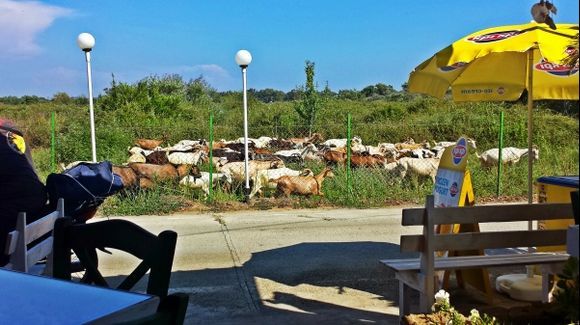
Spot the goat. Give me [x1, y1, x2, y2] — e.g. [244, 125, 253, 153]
[435, 138, 477, 150]
[396, 157, 440, 182]
[268, 138, 295, 150]
[112, 165, 139, 190]
[476, 147, 540, 168]
[217, 159, 285, 182]
[395, 139, 431, 151]
[235, 136, 273, 148]
[249, 167, 314, 198]
[276, 167, 335, 197]
[145, 151, 169, 165]
[323, 150, 346, 166]
[128, 163, 179, 182]
[274, 143, 319, 165]
[322, 136, 363, 149]
[224, 142, 256, 153]
[134, 138, 163, 150]
[179, 172, 233, 197]
[350, 153, 386, 168]
[287, 133, 324, 147]
[212, 148, 244, 162]
[166, 139, 206, 152]
[167, 151, 207, 166]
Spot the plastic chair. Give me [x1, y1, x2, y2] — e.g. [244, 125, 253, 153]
[52, 218, 177, 297]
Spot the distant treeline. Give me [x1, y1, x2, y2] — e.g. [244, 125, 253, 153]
[1, 74, 577, 118]
[0, 75, 411, 105]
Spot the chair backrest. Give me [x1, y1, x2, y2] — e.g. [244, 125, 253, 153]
[53, 218, 177, 297]
[571, 190, 579, 225]
[4, 198, 65, 275]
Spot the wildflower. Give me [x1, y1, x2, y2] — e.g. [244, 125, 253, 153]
[469, 309, 481, 322]
[435, 289, 450, 305]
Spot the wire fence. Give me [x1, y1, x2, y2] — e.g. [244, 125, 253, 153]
[98, 112, 578, 207]
[14, 108, 576, 207]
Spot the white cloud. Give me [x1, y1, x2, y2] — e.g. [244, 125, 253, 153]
[0, 0, 73, 57]
[179, 64, 236, 89]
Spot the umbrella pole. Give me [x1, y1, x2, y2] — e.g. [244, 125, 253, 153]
[527, 49, 534, 208]
[526, 48, 535, 278]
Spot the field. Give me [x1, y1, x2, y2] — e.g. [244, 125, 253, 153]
[1, 78, 578, 215]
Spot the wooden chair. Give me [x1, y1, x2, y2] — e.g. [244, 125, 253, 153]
[118, 292, 189, 325]
[571, 190, 579, 225]
[3, 198, 65, 276]
[52, 218, 178, 297]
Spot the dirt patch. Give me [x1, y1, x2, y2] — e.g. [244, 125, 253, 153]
[174, 195, 531, 214]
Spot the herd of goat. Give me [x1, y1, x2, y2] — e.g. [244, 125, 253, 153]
[95, 133, 539, 199]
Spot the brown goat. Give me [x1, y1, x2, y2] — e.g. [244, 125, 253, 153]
[112, 165, 139, 189]
[145, 151, 169, 165]
[350, 153, 386, 168]
[175, 164, 201, 178]
[135, 138, 163, 150]
[323, 150, 346, 165]
[276, 167, 335, 197]
[128, 163, 178, 182]
[287, 132, 324, 146]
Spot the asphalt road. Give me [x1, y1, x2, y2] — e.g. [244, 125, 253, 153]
[94, 206, 528, 324]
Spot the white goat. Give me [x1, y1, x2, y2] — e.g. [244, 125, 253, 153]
[274, 143, 319, 163]
[249, 167, 314, 198]
[322, 136, 363, 149]
[397, 157, 440, 182]
[235, 136, 273, 148]
[476, 147, 540, 168]
[217, 160, 285, 182]
[179, 172, 233, 197]
[435, 138, 477, 150]
[167, 151, 207, 165]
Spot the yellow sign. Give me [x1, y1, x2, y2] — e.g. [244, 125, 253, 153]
[433, 138, 492, 303]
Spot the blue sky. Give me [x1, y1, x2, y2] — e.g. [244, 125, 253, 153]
[0, 0, 578, 97]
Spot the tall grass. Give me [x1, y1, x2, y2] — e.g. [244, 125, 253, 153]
[2, 94, 577, 215]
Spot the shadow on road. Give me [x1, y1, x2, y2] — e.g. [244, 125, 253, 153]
[154, 241, 417, 324]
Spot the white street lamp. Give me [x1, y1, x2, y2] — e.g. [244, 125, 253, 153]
[235, 49, 252, 201]
[77, 32, 97, 162]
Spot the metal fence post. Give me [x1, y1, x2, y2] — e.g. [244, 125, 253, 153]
[496, 111, 504, 197]
[208, 112, 214, 203]
[347, 113, 352, 195]
[51, 112, 56, 173]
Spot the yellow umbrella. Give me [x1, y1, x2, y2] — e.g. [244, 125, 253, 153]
[408, 22, 579, 203]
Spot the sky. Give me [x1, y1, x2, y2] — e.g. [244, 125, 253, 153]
[0, 0, 578, 98]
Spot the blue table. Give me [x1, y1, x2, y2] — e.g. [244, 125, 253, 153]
[0, 268, 159, 324]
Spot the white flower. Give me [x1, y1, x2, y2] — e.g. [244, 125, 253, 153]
[469, 309, 481, 321]
[434, 289, 450, 305]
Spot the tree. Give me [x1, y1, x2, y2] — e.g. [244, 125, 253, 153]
[52, 92, 72, 104]
[293, 61, 321, 136]
[251, 88, 285, 103]
[337, 89, 361, 100]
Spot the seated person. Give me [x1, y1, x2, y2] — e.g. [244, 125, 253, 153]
[0, 118, 47, 267]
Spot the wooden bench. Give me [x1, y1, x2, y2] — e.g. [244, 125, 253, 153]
[380, 195, 572, 319]
[3, 199, 65, 276]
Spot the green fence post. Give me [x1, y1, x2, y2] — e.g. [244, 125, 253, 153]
[496, 111, 504, 197]
[208, 112, 214, 203]
[346, 113, 352, 195]
[51, 112, 56, 173]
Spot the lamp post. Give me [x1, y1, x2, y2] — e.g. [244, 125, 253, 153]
[77, 32, 97, 162]
[235, 49, 252, 202]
